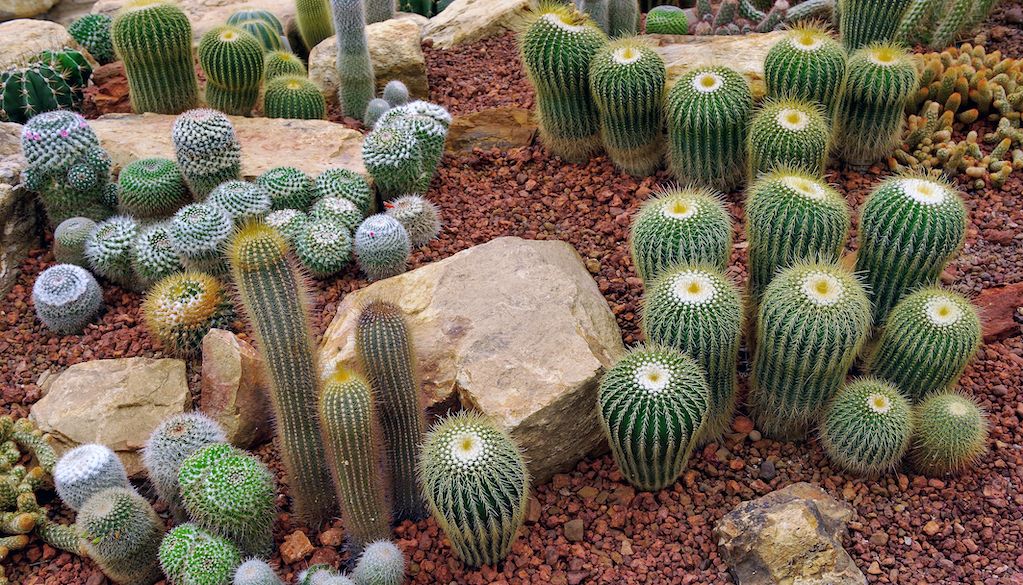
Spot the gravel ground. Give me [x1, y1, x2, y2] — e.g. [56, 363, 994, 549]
[4, 7, 1023, 584]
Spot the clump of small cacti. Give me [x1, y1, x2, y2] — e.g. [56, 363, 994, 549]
[264, 76, 328, 120]
[911, 391, 988, 476]
[897, 0, 1000, 50]
[296, 0, 334, 52]
[764, 24, 848, 120]
[310, 196, 363, 233]
[159, 523, 243, 585]
[208, 180, 273, 224]
[376, 109, 448, 192]
[331, 0, 376, 118]
[54, 217, 97, 267]
[111, 0, 199, 114]
[383, 80, 410, 107]
[352, 540, 405, 585]
[168, 203, 233, 274]
[384, 195, 440, 248]
[820, 378, 913, 476]
[132, 223, 186, 287]
[354, 214, 412, 281]
[420, 411, 529, 567]
[233, 559, 284, 585]
[838, 0, 913, 50]
[748, 99, 830, 177]
[316, 168, 373, 215]
[362, 126, 423, 199]
[265, 209, 308, 241]
[257, 166, 316, 211]
[117, 158, 191, 220]
[199, 26, 266, 116]
[644, 5, 687, 34]
[142, 271, 232, 355]
[597, 347, 710, 491]
[172, 108, 242, 199]
[85, 215, 139, 286]
[32, 263, 103, 334]
[227, 9, 287, 52]
[263, 50, 307, 80]
[78, 487, 165, 585]
[69, 13, 116, 64]
[54, 444, 131, 511]
[295, 217, 354, 277]
[142, 413, 227, 520]
[629, 186, 732, 284]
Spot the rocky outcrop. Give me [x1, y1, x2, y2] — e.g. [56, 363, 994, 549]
[0, 20, 83, 70]
[421, 0, 536, 49]
[650, 31, 787, 99]
[975, 283, 1023, 342]
[0, 122, 41, 297]
[446, 107, 537, 153]
[200, 329, 273, 449]
[0, 0, 59, 21]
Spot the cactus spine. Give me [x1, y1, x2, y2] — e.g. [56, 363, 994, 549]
[78, 487, 164, 585]
[199, 26, 266, 117]
[747, 99, 830, 177]
[264, 76, 327, 120]
[837, 0, 913, 50]
[911, 391, 988, 476]
[331, 0, 376, 118]
[54, 444, 131, 511]
[142, 412, 227, 520]
[296, 0, 334, 52]
[820, 378, 913, 476]
[764, 25, 848, 120]
[32, 264, 103, 334]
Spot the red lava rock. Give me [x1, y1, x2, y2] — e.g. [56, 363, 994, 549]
[975, 282, 1023, 342]
[563, 518, 584, 542]
[82, 61, 132, 117]
[280, 530, 314, 564]
[319, 527, 345, 547]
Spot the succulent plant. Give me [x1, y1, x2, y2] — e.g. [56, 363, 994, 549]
[837, 0, 913, 50]
[111, 0, 199, 114]
[0, 62, 72, 124]
[264, 76, 327, 120]
[69, 13, 116, 64]
[764, 25, 848, 121]
[132, 223, 186, 287]
[364, 98, 392, 128]
[315, 168, 373, 215]
[142, 413, 227, 520]
[265, 209, 308, 242]
[78, 487, 164, 585]
[331, 0, 376, 118]
[575, 0, 609, 31]
[207, 180, 273, 224]
[365, 0, 396, 24]
[379, 110, 448, 192]
[420, 411, 529, 567]
[159, 523, 243, 585]
[295, 217, 354, 277]
[227, 9, 287, 52]
[54, 217, 97, 267]
[383, 80, 409, 107]
[895, 0, 1001, 49]
[233, 559, 284, 585]
[172, 108, 242, 199]
[32, 263, 103, 334]
[352, 540, 405, 585]
[644, 5, 688, 34]
[354, 214, 412, 281]
[747, 99, 830, 177]
[199, 26, 265, 116]
[820, 378, 913, 476]
[911, 391, 988, 476]
[384, 195, 440, 248]
[37, 48, 93, 99]
[53, 444, 131, 511]
[403, 100, 453, 128]
[310, 196, 363, 233]
[629, 186, 732, 284]
[295, 0, 334, 52]
[362, 126, 423, 199]
[263, 50, 307, 81]
[168, 203, 233, 274]
[84, 215, 138, 286]
[597, 347, 710, 491]
[607, 0, 639, 37]
[142, 271, 232, 355]
[256, 167, 315, 211]
[117, 158, 191, 220]
[298, 565, 353, 585]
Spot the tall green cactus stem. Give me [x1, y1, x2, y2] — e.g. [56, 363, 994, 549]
[142, 272, 232, 355]
[295, 218, 353, 277]
[834, 43, 918, 168]
[78, 487, 164, 585]
[199, 26, 265, 117]
[172, 108, 242, 199]
[366, 0, 396, 24]
[54, 217, 96, 266]
[354, 214, 412, 281]
[234, 559, 284, 585]
[749, 261, 872, 440]
[355, 302, 426, 521]
[54, 444, 130, 511]
[837, 0, 913, 50]
[764, 25, 848, 120]
[32, 264, 103, 334]
[331, 0, 376, 118]
[820, 378, 913, 476]
[263, 51, 307, 81]
[893, 0, 935, 46]
[748, 99, 830, 177]
[257, 167, 316, 211]
[911, 391, 988, 476]
[69, 13, 116, 64]
[520, 5, 608, 163]
[315, 168, 373, 215]
[928, 0, 970, 50]
[317, 368, 392, 550]
[132, 223, 186, 287]
[607, 0, 639, 37]
[866, 287, 980, 401]
[111, 0, 199, 114]
[264, 76, 327, 120]
[296, 0, 334, 52]
[227, 223, 337, 526]
[384, 195, 440, 248]
[420, 412, 529, 567]
[159, 523, 243, 585]
[142, 413, 227, 520]
[352, 540, 405, 585]
[628, 186, 732, 284]
[854, 175, 966, 323]
[644, 6, 688, 34]
[117, 157, 190, 219]
[744, 170, 851, 304]
[597, 347, 710, 491]
[588, 38, 666, 176]
[85, 215, 139, 286]
[665, 66, 753, 191]
[642, 266, 742, 443]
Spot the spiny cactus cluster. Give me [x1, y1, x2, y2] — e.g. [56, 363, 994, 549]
[142, 412, 227, 520]
[69, 13, 116, 64]
[54, 217, 97, 267]
[32, 263, 103, 334]
[159, 523, 243, 585]
[295, 217, 354, 277]
[84, 215, 140, 287]
[168, 203, 233, 274]
[265, 208, 308, 241]
[688, 0, 833, 35]
[54, 443, 131, 511]
[208, 180, 272, 224]
[172, 108, 242, 199]
[142, 271, 233, 355]
[315, 168, 373, 216]
[79, 487, 165, 585]
[117, 157, 191, 220]
[257, 166, 316, 211]
[132, 223, 186, 287]
[311, 196, 363, 233]
[354, 214, 412, 281]
[893, 0, 1000, 50]
[363, 101, 451, 197]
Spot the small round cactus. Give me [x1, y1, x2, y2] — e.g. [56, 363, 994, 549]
[315, 168, 373, 215]
[404, 100, 452, 128]
[644, 5, 688, 34]
[354, 214, 412, 281]
[379, 111, 448, 193]
[747, 99, 830, 177]
[85, 215, 139, 286]
[264, 75, 328, 120]
[383, 80, 410, 107]
[295, 217, 354, 277]
[764, 25, 848, 119]
[362, 126, 423, 199]
[78, 487, 164, 585]
[265, 208, 308, 242]
[820, 378, 913, 476]
[207, 180, 273, 224]
[911, 391, 988, 476]
[352, 540, 405, 585]
[142, 271, 232, 355]
[172, 108, 242, 198]
[364, 98, 392, 128]
[132, 222, 185, 288]
[54, 444, 131, 511]
[159, 523, 243, 585]
[234, 558, 284, 585]
[263, 50, 307, 80]
[54, 217, 97, 267]
[384, 195, 440, 248]
[257, 166, 316, 211]
[69, 13, 116, 65]
[117, 157, 191, 219]
[142, 412, 227, 518]
[310, 196, 363, 234]
[199, 26, 266, 116]
[227, 9, 286, 52]
[32, 263, 103, 334]
[168, 202, 233, 273]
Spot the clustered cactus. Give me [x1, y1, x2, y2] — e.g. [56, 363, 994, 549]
[257, 167, 316, 211]
[53, 444, 131, 511]
[362, 101, 451, 198]
[132, 222, 186, 287]
[168, 203, 233, 274]
[199, 26, 266, 117]
[311, 196, 363, 233]
[384, 195, 440, 248]
[315, 168, 373, 215]
[141, 271, 232, 355]
[142, 412, 227, 520]
[84, 215, 140, 287]
[159, 523, 243, 585]
[32, 263, 103, 334]
[820, 378, 914, 476]
[79, 487, 165, 585]
[172, 109, 242, 199]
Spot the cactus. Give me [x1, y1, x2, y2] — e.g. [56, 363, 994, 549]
[744, 170, 851, 303]
[748, 99, 830, 177]
[298, 566, 356, 585]
[365, 0, 396, 24]
[54, 217, 96, 266]
[911, 391, 988, 476]
[234, 559, 284, 585]
[132, 223, 186, 287]
[159, 523, 243, 585]
[310, 196, 363, 233]
[665, 66, 753, 191]
[37, 48, 93, 99]
[644, 5, 688, 34]
[257, 167, 316, 211]
[32, 263, 102, 334]
[295, 217, 354, 277]
[263, 50, 307, 81]
[362, 126, 423, 199]
[295, 0, 334, 52]
[420, 411, 528, 567]
[265, 209, 308, 241]
[866, 287, 980, 401]
[404, 100, 452, 128]
[377, 109, 448, 192]
[142, 271, 232, 355]
[588, 38, 666, 176]
[227, 223, 337, 526]
[317, 368, 392, 551]
[607, 0, 639, 37]
[331, 0, 376, 118]
[0, 63, 73, 124]
[597, 347, 710, 491]
[642, 265, 742, 443]
[53, 444, 130, 511]
[929, 0, 970, 49]
[354, 215, 412, 281]
[384, 195, 440, 248]
[85, 215, 138, 286]
[575, 0, 609, 31]
[520, 5, 608, 163]
[207, 180, 272, 224]
[834, 43, 918, 167]
[855, 175, 967, 323]
[382, 80, 409, 107]
[264, 75, 327, 119]
[628, 186, 732, 284]
[352, 540, 405, 585]
[315, 168, 373, 215]
[364, 99, 392, 128]
[111, 0, 199, 114]
[764, 25, 848, 121]
[749, 261, 871, 439]
[837, 0, 913, 50]
[820, 378, 913, 476]
[172, 109, 242, 199]
[168, 203, 233, 273]
[199, 26, 265, 117]
[78, 487, 164, 585]
[69, 13, 116, 64]
[227, 10, 287, 52]
[117, 157, 190, 219]
[142, 413, 227, 519]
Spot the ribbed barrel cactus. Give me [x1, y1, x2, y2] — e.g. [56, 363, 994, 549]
[264, 76, 327, 120]
[764, 25, 848, 119]
[820, 378, 913, 476]
[54, 444, 131, 511]
[0, 62, 76, 124]
[263, 50, 307, 80]
[142, 412, 227, 520]
[911, 391, 988, 476]
[117, 157, 190, 220]
[172, 108, 242, 199]
[199, 26, 266, 116]
[84, 215, 139, 286]
[78, 487, 164, 585]
[644, 5, 688, 34]
[257, 166, 316, 211]
[294, 217, 353, 277]
[227, 9, 286, 52]
[838, 0, 914, 50]
[747, 99, 830, 177]
[32, 263, 103, 334]
[132, 223, 186, 288]
[142, 271, 232, 355]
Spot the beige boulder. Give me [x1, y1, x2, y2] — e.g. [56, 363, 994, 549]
[0, 122, 41, 297]
[92, 0, 296, 41]
[446, 107, 536, 153]
[422, 0, 535, 49]
[200, 329, 273, 449]
[0, 20, 83, 70]
[0, 0, 59, 21]
[318, 236, 625, 485]
[651, 31, 787, 99]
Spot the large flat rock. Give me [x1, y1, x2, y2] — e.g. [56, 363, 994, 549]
[421, 0, 535, 49]
[92, 0, 295, 41]
[1, 0, 59, 21]
[92, 113, 365, 178]
[650, 31, 786, 99]
[0, 19, 83, 70]
[0, 122, 41, 297]
[318, 236, 625, 485]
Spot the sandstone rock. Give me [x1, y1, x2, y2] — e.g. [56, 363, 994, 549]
[714, 482, 867, 585]
[0, 122, 42, 297]
[29, 358, 191, 477]
[650, 31, 787, 99]
[0, 0, 59, 21]
[421, 0, 535, 49]
[0, 20, 84, 70]
[200, 329, 273, 449]
[82, 61, 132, 118]
[93, 0, 296, 41]
[46, 0, 101, 27]
[446, 107, 537, 153]
[91, 113, 365, 178]
[308, 16, 429, 109]
[975, 283, 1023, 343]
[280, 530, 314, 564]
[319, 236, 625, 485]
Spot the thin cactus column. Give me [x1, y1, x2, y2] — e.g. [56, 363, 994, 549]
[331, 0, 376, 119]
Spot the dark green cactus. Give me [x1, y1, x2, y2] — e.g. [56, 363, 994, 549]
[263, 76, 327, 120]
[644, 6, 688, 34]
[257, 166, 316, 211]
[747, 99, 830, 177]
[199, 26, 266, 117]
[295, 0, 334, 52]
[820, 378, 913, 476]
[117, 157, 190, 219]
[764, 24, 848, 120]
[0, 62, 75, 124]
[227, 9, 287, 52]
[69, 14, 116, 64]
[838, 0, 913, 50]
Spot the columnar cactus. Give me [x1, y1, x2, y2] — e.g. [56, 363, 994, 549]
[911, 391, 988, 476]
[54, 444, 131, 511]
[234, 559, 284, 585]
[838, 0, 913, 50]
[32, 263, 103, 334]
[383, 80, 409, 107]
[607, 0, 639, 37]
[295, 218, 354, 277]
[310, 196, 363, 233]
[317, 368, 392, 550]
[420, 412, 529, 567]
[111, 0, 199, 114]
[854, 175, 967, 323]
[159, 523, 242, 585]
[644, 5, 688, 34]
[142, 413, 227, 520]
[520, 4, 608, 163]
[665, 66, 753, 191]
[642, 265, 742, 443]
[354, 214, 412, 281]
[0, 63, 75, 124]
[172, 108, 242, 199]
[264, 76, 327, 120]
[257, 167, 315, 211]
[117, 158, 191, 220]
[208, 180, 272, 224]
[331, 0, 376, 118]
[597, 347, 710, 491]
[54, 217, 97, 266]
[747, 99, 830, 177]
[78, 487, 164, 585]
[352, 541, 405, 585]
[263, 50, 307, 80]
[227, 10, 287, 52]
[384, 195, 440, 248]
[132, 223, 186, 287]
[764, 25, 848, 119]
[749, 261, 872, 440]
[265, 209, 308, 241]
[168, 203, 233, 273]
[295, 0, 334, 52]
[365, 0, 396, 24]
[820, 378, 913, 476]
[629, 186, 732, 284]
[199, 26, 266, 116]
[69, 13, 116, 64]
[315, 168, 373, 215]
[227, 223, 337, 526]
[588, 38, 666, 176]
[142, 271, 232, 355]
[575, 0, 609, 31]
[85, 215, 139, 286]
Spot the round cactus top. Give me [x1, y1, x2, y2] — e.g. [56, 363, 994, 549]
[779, 174, 829, 200]
[799, 271, 845, 306]
[668, 269, 720, 306]
[33, 264, 95, 307]
[898, 177, 951, 206]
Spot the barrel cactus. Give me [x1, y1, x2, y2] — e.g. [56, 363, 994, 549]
[315, 168, 373, 215]
[54, 216, 97, 267]
[838, 0, 914, 50]
[117, 157, 191, 220]
[257, 166, 316, 211]
[142, 271, 232, 355]
[0, 62, 76, 124]
[142, 412, 227, 520]
[911, 391, 988, 476]
[69, 13, 116, 64]
[384, 195, 440, 248]
[265, 208, 308, 242]
[54, 444, 131, 511]
[310, 196, 363, 233]
[132, 222, 186, 287]
[172, 108, 242, 199]
[764, 24, 848, 119]
[199, 26, 266, 116]
[644, 5, 688, 34]
[32, 263, 103, 334]
[362, 125, 423, 199]
[207, 180, 272, 224]
[820, 378, 913, 476]
[78, 487, 164, 585]
[85, 215, 139, 286]
[227, 9, 286, 52]
[354, 214, 412, 281]
[264, 50, 307, 81]
[295, 217, 354, 277]
[264, 76, 327, 120]
[295, 0, 334, 52]
[747, 99, 830, 177]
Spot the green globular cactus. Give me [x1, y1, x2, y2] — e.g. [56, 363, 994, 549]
[310, 196, 363, 233]
[233, 559, 284, 585]
[264, 76, 327, 120]
[366, 0, 396, 24]
[159, 523, 243, 585]
[142, 272, 232, 355]
[355, 302, 427, 522]
[199, 26, 266, 117]
[132, 223, 185, 288]
[263, 50, 307, 81]
[298, 566, 354, 585]
[316, 168, 373, 215]
[820, 378, 913, 476]
[866, 287, 981, 402]
[227, 223, 337, 526]
[747, 99, 830, 177]
[257, 167, 316, 211]
[597, 347, 710, 492]
[331, 0, 376, 118]
[749, 261, 872, 440]
[404, 100, 452, 128]
[296, 0, 334, 52]
[628, 186, 732, 284]
[54, 217, 97, 267]
[354, 214, 412, 281]
[172, 108, 242, 198]
[520, 5, 608, 163]
[69, 13, 116, 64]
[854, 175, 967, 323]
[644, 5, 688, 34]
[78, 487, 164, 585]
[911, 391, 988, 476]
[764, 25, 848, 120]
[642, 266, 742, 443]
[384, 195, 440, 248]
[265, 209, 308, 242]
[382, 80, 409, 107]
[362, 126, 423, 199]
[227, 10, 286, 52]
[744, 170, 851, 304]
[295, 217, 353, 277]
[32, 264, 103, 334]
[142, 413, 227, 520]
[378, 110, 448, 192]
[364, 98, 392, 128]
[207, 180, 272, 224]
[111, 0, 199, 114]
[54, 444, 130, 511]
[85, 215, 138, 286]
[665, 66, 753, 191]
[837, 0, 913, 50]
[834, 43, 918, 168]
[168, 203, 233, 273]
[588, 38, 666, 177]
[420, 411, 529, 568]
[607, 0, 639, 37]
[117, 158, 191, 219]
[352, 540, 405, 585]
[0, 62, 75, 124]
[317, 368, 392, 551]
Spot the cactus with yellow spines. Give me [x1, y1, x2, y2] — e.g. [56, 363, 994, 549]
[911, 391, 988, 476]
[764, 24, 848, 120]
[747, 99, 831, 177]
[820, 378, 914, 476]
